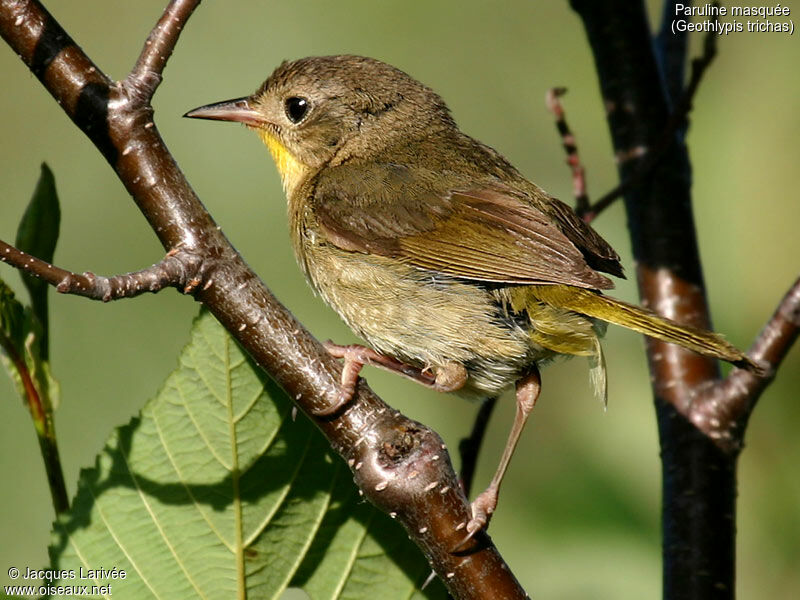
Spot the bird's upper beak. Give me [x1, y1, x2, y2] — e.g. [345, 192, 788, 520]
[183, 97, 266, 127]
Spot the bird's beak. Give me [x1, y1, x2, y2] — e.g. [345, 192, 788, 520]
[183, 97, 265, 127]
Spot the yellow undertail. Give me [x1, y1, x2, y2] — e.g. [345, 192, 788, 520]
[509, 285, 757, 406]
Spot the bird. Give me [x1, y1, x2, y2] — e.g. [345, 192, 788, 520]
[185, 55, 756, 536]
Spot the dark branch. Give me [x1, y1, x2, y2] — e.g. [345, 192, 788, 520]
[0, 1, 526, 596]
[748, 276, 800, 367]
[576, 14, 718, 223]
[570, 1, 730, 598]
[570, 3, 796, 596]
[458, 397, 497, 499]
[654, 0, 688, 110]
[691, 275, 800, 448]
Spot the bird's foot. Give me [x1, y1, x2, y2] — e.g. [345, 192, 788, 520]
[466, 485, 497, 535]
[454, 485, 498, 550]
[323, 341, 467, 392]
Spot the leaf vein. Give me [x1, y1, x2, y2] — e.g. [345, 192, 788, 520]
[152, 402, 235, 553]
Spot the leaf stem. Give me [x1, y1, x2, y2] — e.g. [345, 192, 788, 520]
[0, 330, 68, 514]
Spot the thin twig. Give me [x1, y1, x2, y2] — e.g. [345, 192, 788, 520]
[0, 239, 203, 301]
[545, 88, 589, 214]
[575, 13, 719, 223]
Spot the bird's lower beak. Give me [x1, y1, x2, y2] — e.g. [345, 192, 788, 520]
[183, 97, 265, 127]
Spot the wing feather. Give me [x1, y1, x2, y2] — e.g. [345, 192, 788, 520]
[312, 164, 619, 289]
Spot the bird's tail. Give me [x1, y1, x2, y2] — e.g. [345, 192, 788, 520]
[531, 285, 758, 372]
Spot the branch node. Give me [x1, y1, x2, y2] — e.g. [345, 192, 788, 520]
[127, 0, 201, 102]
[2, 238, 205, 303]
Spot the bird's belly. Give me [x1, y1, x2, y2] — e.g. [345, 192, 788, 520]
[303, 243, 535, 398]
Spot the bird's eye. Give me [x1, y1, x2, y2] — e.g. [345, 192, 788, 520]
[284, 96, 309, 123]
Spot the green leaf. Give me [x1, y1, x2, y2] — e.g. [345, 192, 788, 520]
[0, 277, 59, 416]
[49, 310, 445, 600]
[0, 278, 27, 401]
[0, 279, 25, 341]
[15, 162, 61, 359]
[16, 163, 60, 266]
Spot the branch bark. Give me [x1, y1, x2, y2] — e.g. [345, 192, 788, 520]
[571, 2, 732, 596]
[554, 12, 718, 223]
[571, 1, 798, 598]
[0, 1, 526, 597]
[0, 240, 205, 300]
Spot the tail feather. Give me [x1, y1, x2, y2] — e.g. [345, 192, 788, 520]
[588, 335, 608, 409]
[532, 285, 758, 372]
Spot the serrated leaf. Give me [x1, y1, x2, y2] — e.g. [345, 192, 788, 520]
[49, 310, 446, 600]
[15, 162, 60, 359]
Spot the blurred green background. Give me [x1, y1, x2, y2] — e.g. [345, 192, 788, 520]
[1, 1, 797, 597]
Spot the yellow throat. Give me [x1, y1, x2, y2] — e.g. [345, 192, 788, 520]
[256, 128, 308, 194]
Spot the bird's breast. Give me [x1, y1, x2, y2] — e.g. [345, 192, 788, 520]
[295, 228, 533, 397]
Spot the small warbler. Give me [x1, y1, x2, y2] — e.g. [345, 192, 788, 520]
[186, 55, 755, 535]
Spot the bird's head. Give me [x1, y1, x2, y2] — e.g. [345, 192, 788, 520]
[185, 55, 454, 194]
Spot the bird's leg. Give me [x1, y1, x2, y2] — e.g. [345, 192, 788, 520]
[319, 341, 467, 416]
[464, 365, 541, 539]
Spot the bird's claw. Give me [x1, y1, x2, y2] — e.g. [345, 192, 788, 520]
[453, 487, 497, 551]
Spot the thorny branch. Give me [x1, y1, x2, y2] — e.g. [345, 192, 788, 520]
[0, 1, 526, 597]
